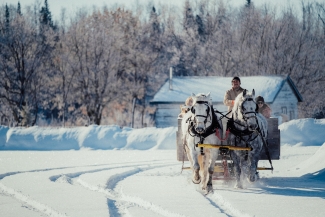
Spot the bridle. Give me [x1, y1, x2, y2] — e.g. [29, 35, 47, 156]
[187, 100, 220, 155]
[240, 98, 258, 123]
[227, 97, 259, 138]
[190, 101, 212, 131]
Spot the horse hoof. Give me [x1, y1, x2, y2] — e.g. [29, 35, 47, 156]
[192, 177, 201, 184]
[248, 172, 259, 183]
[234, 183, 243, 189]
[249, 176, 256, 183]
[205, 184, 213, 195]
[192, 170, 201, 184]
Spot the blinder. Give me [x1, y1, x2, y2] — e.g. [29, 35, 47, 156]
[191, 106, 195, 114]
[191, 101, 211, 125]
[241, 98, 258, 121]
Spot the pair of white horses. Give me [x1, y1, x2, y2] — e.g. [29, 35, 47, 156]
[181, 90, 268, 194]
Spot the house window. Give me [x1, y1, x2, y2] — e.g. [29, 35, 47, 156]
[281, 107, 287, 114]
[289, 111, 294, 120]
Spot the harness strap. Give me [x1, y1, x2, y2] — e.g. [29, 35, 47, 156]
[227, 118, 254, 137]
[188, 105, 221, 138]
[199, 137, 205, 155]
[188, 105, 222, 155]
[215, 110, 232, 120]
[215, 101, 273, 170]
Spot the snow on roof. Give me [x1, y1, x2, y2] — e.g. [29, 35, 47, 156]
[151, 75, 287, 103]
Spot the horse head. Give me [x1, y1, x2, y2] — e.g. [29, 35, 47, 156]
[190, 92, 212, 134]
[234, 89, 258, 131]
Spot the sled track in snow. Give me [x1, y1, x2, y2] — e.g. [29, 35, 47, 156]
[57, 162, 252, 217]
[0, 159, 256, 217]
[0, 182, 68, 217]
[51, 162, 185, 217]
[0, 160, 183, 217]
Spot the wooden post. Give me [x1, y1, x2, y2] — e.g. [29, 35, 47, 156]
[176, 118, 188, 161]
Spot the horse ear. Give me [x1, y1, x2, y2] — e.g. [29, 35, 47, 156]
[252, 89, 255, 97]
[191, 93, 196, 97]
[243, 89, 247, 96]
[207, 92, 210, 98]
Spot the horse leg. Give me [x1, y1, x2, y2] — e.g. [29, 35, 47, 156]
[248, 157, 259, 183]
[191, 151, 201, 184]
[186, 147, 200, 184]
[192, 169, 201, 184]
[205, 171, 214, 194]
[199, 150, 210, 191]
[185, 145, 194, 168]
[205, 148, 218, 194]
[231, 151, 243, 189]
[185, 137, 201, 184]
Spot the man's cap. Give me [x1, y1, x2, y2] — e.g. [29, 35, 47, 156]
[232, 76, 241, 83]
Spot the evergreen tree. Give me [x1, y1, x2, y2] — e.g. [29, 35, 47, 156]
[148, 6, 161, 52]
[40, 0, 55, 29]
[246, 0, 251, 7]
[17, 2, 22, 16]
[150, 7, 160, 34]
[5, 4, 10, 31]
[183, 0, 195, 30]
[196, 15, 205, 41]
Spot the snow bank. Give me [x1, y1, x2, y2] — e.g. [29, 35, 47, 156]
[0, 118, 324, 150]
[294, 144, 325, 177]
[279, 118, 325, 146]
[0, 125, 177, 150]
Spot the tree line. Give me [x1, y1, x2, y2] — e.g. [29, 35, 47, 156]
[0, 0, 324, 127]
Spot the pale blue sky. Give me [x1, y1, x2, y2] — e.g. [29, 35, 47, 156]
[1, 0, 306, 21]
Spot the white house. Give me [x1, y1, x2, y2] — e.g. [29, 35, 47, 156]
[150, 75, 303, 128]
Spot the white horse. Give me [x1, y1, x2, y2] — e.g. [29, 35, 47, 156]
[228, 89, 268, 189]
[182, 93, 223, 194]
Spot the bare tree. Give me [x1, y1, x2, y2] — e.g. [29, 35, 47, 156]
[0, 6, 56, 126]
[66, 10, 123, 125]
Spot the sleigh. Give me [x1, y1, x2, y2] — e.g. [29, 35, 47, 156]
[176, 116, 280, 180]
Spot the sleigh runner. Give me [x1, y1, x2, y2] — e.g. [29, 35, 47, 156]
[177, 93, 280, 183]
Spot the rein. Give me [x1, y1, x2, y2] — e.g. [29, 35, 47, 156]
[214, 98, 260, 152]
[223, 98, 273, 169]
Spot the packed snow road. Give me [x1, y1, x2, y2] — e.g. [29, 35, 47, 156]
[0, 148, 325, 217]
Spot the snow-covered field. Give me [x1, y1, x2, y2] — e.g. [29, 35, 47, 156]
[1, 118, 325, 217]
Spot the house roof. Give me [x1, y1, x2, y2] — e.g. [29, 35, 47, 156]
[150, 75, 303, 104]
